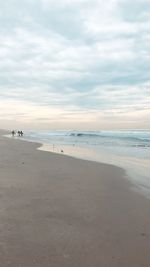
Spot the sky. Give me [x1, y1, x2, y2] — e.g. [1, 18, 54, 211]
[0, 0, 150, 130]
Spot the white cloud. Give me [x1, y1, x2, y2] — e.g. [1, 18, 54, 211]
[0, 0, 149, 129]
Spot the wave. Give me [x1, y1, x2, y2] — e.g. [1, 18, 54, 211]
[69, 131, 150, 142]
[70, 132, 101, 137]
[27, 130, 150, 147]
[132, 144, 150, 147]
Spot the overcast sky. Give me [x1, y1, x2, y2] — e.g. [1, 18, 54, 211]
[0, 0, 150, 130]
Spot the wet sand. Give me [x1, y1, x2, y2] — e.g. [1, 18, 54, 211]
[0, 130, 150, 267]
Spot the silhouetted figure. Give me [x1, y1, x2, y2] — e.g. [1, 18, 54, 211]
[20, 131, 23, 136]
[18, 131, 21, 136]
[11, 130, 15, 137]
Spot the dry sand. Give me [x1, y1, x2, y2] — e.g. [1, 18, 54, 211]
[0, 130, 150, 267]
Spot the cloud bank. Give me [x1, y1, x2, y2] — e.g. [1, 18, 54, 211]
[0, 0, 149, 129]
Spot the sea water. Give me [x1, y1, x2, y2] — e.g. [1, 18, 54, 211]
[8, 130, 150, 197]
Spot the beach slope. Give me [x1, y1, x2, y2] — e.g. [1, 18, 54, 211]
[0, 130, 150, 267]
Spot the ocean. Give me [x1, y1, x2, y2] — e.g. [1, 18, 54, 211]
[8, 130, 150, 197]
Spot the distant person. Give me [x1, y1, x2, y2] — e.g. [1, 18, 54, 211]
[11, 130, 15, 137]
[20, 131, 23, 136]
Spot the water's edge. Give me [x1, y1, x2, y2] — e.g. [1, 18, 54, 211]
[5, 133, 150, 200]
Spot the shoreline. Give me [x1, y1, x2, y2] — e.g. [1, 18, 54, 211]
[4, 132, 126, 175]
[0, 130, 150, 266]
[5, 133, 150, 199]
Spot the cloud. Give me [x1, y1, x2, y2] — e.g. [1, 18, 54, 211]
[0, 0, 149, 129]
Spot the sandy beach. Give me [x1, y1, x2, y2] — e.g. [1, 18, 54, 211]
[0, 129, 150, 267]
